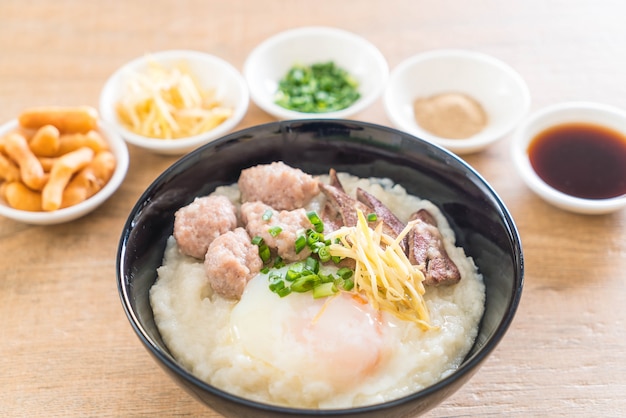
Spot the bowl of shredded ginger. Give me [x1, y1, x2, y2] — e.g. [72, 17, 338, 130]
[384, 49, 530, 155]
[100, 50, 249, 155]
[244, 26, 388, 120]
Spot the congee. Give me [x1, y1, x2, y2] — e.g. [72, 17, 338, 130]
[150, 161, 485, 409]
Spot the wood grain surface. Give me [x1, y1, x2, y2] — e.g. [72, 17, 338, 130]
[1, 1, 625, 416]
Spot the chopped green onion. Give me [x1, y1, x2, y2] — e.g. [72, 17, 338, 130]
[274, 62, 361, 114]
[331, 255, 342, 264]
[305, 257, 319, 274]
[313, 282, 338, 299]
[252, 235, 271, 264]
[308, 243, 323, 255]
[318, 246, 331, 262]
[276, 287, 292, 297]
[259, 245, 271, 263]
[319, 273, 335, 283]
[342, 278, 355, 291]
[263, 224, 356, 300]
[290, 261, 305, 273]
[294, 234, 307, 253]
[291, 274, 318, 292]
[306, 211, 321, 223]
[307, 230, 322, 244]
[307, 211, 325, 233]
[268, 226, 283, 237]
[337, 267, 354, 280]
[269, 280, 285, 292]
[273, 256, 285, 269]
[367, 213, 378, 222]
[262, 209, 273, 221]
[286, 268, 301, 281]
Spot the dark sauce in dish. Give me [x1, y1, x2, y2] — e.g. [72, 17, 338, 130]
[528, 122, 626, 199]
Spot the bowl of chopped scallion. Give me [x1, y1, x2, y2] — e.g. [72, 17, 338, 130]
[244, 26, 388, 120]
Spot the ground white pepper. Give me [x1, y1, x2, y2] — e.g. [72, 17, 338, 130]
[413, 93, 488, 139]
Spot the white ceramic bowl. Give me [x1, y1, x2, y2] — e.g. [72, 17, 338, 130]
[384, 49, 531, 155]
[0, 119, 129, 225]
[511, 101, 626, 215]
[244, 26, 389, 120]
[99, 50, 249, 155]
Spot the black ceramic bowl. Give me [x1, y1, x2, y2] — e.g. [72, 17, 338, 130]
[117, 119, 523, 417]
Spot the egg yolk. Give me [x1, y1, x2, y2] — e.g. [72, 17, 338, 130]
[230, 273, 394, 388]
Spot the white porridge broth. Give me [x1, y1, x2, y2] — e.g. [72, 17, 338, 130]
[150, 172, 486, 409]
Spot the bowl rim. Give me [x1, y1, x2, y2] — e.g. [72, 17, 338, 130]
[99, 49, 250, 154]
[511, 100, 626, 214]
[117, 118, 524, 415]
[243, 26, 389, 120]
[0, 118, 129, 225]
[384, 48, 531, 154]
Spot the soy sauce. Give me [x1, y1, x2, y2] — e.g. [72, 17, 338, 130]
[528, 122, 626, 199]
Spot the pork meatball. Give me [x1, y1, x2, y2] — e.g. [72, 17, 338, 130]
[238, 161, 319, 211]
[204, 228, 262, 300]
[240, 201, 312, 262]
[173, 194, 237, 259]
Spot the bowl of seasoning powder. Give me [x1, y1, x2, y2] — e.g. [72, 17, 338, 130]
[384, 49, 530, 155]
[244, 26, 388, 120]
[511, 101, 626, 214]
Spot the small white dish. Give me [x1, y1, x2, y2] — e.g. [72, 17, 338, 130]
[244, 26, 388, 120]
[384, 49, 531, 155]
[511, 101, 626, 214]
[99, 49, 249, 155]
[0, 118, 129, 225]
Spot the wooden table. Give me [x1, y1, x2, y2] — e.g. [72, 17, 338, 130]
[2, 1, 625, 416]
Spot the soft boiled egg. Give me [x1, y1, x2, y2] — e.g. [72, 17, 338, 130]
[230, 268, 404, 393]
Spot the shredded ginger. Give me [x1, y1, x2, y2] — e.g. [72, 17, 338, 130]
[326, 209, 433, 330]
[115, 58, 233, 139]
